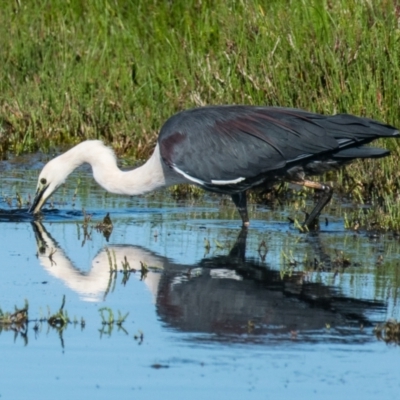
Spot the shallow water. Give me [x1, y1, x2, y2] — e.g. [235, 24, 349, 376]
[1, 160, 400, 399]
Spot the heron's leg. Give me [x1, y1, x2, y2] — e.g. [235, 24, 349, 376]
[228, 226, 248, 261]
[231, 192, 250, 227]
[290, 180, 333, 229]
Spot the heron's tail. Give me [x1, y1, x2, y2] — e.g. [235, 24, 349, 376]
[333, 146, 390, 159]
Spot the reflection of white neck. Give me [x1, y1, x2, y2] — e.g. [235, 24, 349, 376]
[35, 226, 166, 302]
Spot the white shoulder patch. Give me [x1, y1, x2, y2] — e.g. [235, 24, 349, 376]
[172, 165, 206, 185]
[211, 177, 246, 185]
[172, 165, 246, 186]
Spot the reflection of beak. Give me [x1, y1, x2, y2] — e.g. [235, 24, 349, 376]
[31, 221, 49, 253]
[29, 185, 48, 214]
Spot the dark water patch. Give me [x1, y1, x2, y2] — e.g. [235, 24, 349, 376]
[33, 205, 220, 224]
[0, 208, 108, 222]
[0, 208, 33, 222]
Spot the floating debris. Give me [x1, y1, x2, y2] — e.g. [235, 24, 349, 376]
[374, 320, 400, 345]
[151, 363, 169, 369]
[134, 330, 144, 345]
[0, 300, 28, 334]
[95, 212, 113, 241]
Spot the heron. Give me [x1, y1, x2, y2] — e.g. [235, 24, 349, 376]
[29, 105, 398, 228]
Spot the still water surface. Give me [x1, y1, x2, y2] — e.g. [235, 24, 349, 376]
[1, 157, 400, 399]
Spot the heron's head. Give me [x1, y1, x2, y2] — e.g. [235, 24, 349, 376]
[29, 156, 71, 214]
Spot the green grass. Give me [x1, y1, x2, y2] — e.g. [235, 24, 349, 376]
[1, 0, 400, 228]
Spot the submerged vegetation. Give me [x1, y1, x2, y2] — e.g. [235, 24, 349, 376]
[0, 297, 133, 347]
[98, 307, 129, 337]
[1, 0, 400, 228]
[0, 296, 84, 347]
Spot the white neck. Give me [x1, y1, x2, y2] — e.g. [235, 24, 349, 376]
[57, 140, 183, 196]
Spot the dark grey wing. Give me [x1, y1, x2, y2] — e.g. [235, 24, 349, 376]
[158, 106, 397, 185]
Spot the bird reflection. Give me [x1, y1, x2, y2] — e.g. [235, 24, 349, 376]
[32, 221, 164, 303]
[32, 222, 384, 342]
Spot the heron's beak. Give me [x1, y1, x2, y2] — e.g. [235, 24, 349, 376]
[29, 184, 49, 214]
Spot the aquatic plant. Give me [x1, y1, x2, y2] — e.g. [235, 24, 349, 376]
[0, 297, 86, 348]
[47, 295, 70, 329]
[98, 307, 129, 337]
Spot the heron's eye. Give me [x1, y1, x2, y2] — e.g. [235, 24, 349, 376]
[40, 178, 47, 185]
